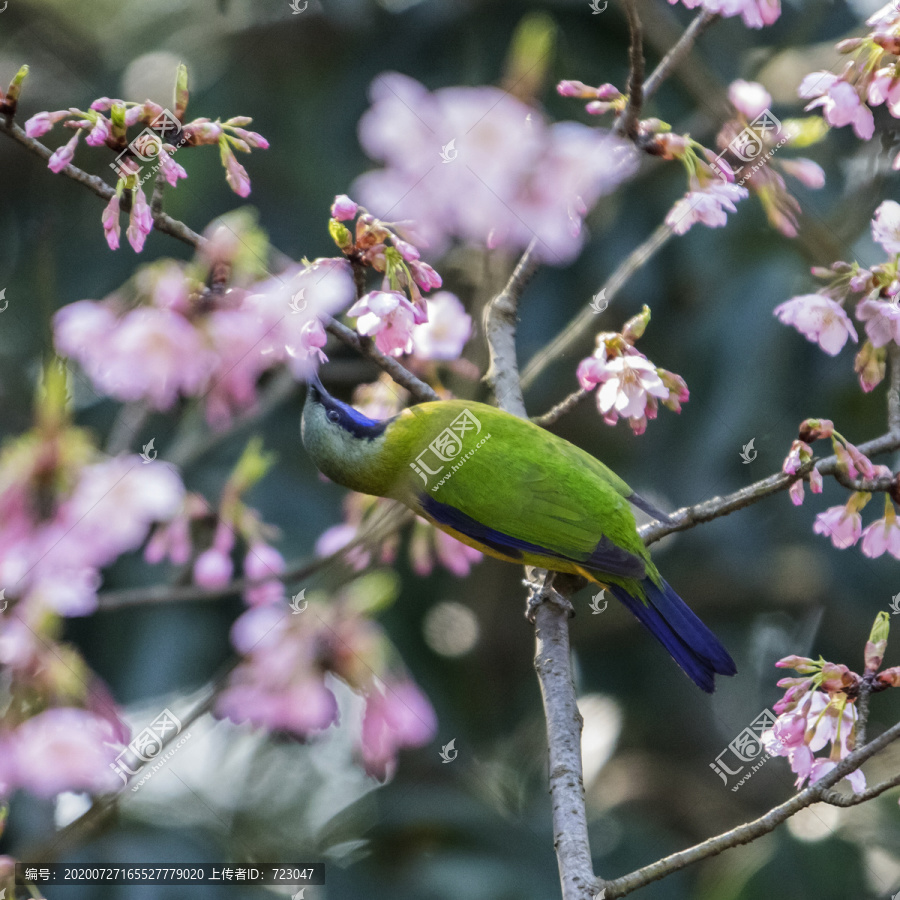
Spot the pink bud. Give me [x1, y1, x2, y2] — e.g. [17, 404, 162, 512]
[48, 132, 80, 173]
[193, 548, 233, 588]
[330, 194, 358, 221]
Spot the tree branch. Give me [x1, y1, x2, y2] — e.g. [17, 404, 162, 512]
[325, 318, 437, 404]
[0, 118, 202, 248]
[603, 717, 900, 897]
[639, 428, 900, 545]
[888, 344, 900, 434]
[532, 387, 590, 428]
[618, 0, 645, 141]
[520, 223, 672, 392]
[483, 237, 540, 417]
[642, 11, 719, 103]
[483, 242, 595, 899]
[96, 504, 412, 611]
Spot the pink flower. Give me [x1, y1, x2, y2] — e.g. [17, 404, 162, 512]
[777, 158, 826, 190]
[409, 519, 482, 576]
[856, 298, 900, 349]
[860, 503, 900, 558]
[360, 680, 437, 779]
[101, 194, 121, 250]
[220, 141, 251, 197]
[194, 547, 234, 588]
[728, 79, 772, 119]
[158, 151, 188, 187]
[243, 543, 286, 607]
[800, 73, 875, 140]
[126, 187, 153, 252]
[871, 200, 900, 254]
[24, 109, 69, 138]
[291, 318, 328, 365]
[813, 503, 863, 550]
[315, 523, 371, 570]
[596, 355, 669, 423]
[665, 180, 749, 235]
[348, 290, 418, 357]
[867, 67, 900, 117]
[668, 0, 780, 29]
[8, 708, 125, 797]
[773, 294, 858, 356]
[412, 292, 472, 360]
[84, 117, 110, 147]
[354, 74, 637, 265]
[48, 131, 80, 173]
[331, 194, 358, 221]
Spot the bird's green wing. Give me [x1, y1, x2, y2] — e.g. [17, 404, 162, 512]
[389, 401, 651, 577]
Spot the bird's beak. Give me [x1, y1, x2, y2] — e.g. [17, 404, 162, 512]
[306, 371, 326, 402]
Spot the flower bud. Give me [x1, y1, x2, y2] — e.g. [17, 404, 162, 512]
[865, 611, 890, 672]
[622, 304, 651, 343]
[798, 418, 834, 442]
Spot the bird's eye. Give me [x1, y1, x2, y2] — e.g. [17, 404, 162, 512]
[327, 409, 341, 423]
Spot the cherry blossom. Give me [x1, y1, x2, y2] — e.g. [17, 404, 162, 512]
[412, 292, 472, 360]
[813, 493, 869, 550]
[773, 294, 858, 356]
[665, 179, 749, 235]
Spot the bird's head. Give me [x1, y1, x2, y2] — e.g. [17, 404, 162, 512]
[301, 374, 395, 494]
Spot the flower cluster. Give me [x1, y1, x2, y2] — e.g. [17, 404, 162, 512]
[577, 305, 689, 435]
[556, 78, 750, 236]
[668, 0, 780, 29]
[775, 201, 900, 391]
[354, 73, 638, 265]
[782, 418, 900, 555]
[799, 5, 900, 154]
[712, 80, 826, 237]
[763, 614, 900, 794]
[146, 438, 288, 605]
[22, 65, 268, 251]
[329, 195, 465, 357]
[53, 214, 356, 427]
[217, 573, 437, 779]
[0, 367, 184, 619]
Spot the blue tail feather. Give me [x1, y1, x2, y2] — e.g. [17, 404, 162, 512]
[609, 578, 736, 693]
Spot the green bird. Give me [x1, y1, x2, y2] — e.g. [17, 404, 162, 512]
[302, 377, 736, 692]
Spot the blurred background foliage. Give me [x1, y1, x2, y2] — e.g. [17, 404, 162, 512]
[2, 0, 900, 898]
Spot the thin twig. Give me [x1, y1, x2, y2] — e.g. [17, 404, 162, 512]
[96, 504, 412, 611]
[618, 0, 645, 141]
[603, 718, 900, 897]
[642, 11, 719, 103]
[532, 387, 590, 428]
[324, 318, 437, 404]
[520, 223, 672, 392]
[0, 119, 202, 248]
[639, 429, 900, 545]
[483, 237, 540, 418]
[888, 344, 900, 433]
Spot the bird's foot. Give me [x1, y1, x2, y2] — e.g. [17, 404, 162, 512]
[523, 571, 575, 623]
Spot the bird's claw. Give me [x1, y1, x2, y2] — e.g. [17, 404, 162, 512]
[523, 572, 575, 623]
